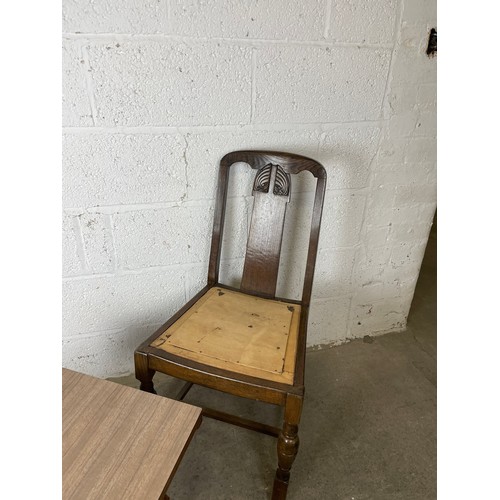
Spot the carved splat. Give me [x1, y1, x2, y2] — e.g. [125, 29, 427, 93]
[254, 164, 273, 193]
[240, 164, 291, 297]
[253, 163, 291, 197]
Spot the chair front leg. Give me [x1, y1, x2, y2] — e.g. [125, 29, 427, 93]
[272, 393, 303, 500]
[134, 351, 157, 394]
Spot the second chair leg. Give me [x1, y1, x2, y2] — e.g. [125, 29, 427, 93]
[134, 352, 157, 394]
[138, 369, 156, 394]
[272, 394, 303, 500]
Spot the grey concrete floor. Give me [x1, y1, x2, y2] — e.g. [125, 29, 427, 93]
[112, 223, 436, 500]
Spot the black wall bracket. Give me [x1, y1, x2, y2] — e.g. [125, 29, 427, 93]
[427, 28, 437, 57]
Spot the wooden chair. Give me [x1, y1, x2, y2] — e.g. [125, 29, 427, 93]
[135, 150, 326, 499]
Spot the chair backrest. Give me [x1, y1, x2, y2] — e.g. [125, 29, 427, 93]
[207, 151, 327, 306]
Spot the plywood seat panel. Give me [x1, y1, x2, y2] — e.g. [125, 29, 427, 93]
[151, 287, 301, 384]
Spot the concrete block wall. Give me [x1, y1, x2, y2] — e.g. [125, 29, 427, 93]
[62, 0, 436, 377]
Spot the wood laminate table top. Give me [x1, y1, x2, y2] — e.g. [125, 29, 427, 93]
[62, 368, 202, 500]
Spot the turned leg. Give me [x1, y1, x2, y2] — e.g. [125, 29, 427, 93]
[138, 368, 156, 394]
[272, 394, 303, 500]
[134, 351, 157, 394]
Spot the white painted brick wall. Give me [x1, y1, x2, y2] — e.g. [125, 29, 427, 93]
[63, 0, 168, 34]
[63, 133, 187, 206]
[63, 269, 187, 334]
[254, 45, 391, 123]
[169, 0, 326, 40]
[62, 41, 94, 126]
[86, 41, 252, 126]
[62, 214, 85, 276]
[328, 0, 398, 44]
[62, 0, 436, 377]
[113, 205, 213, 269]
[317, 126, 381, 189]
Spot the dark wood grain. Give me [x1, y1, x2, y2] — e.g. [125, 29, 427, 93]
[62, 368, 201, 500]
[241, 164, 290, 297]
[202, 407, 281, 438]
[273, 394, 303, 499]
[134, 150, 327, 499]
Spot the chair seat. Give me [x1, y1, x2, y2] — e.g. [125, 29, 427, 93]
[150, 287, 301, 385]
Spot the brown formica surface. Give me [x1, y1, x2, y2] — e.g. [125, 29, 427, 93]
[62, 368, 201, 500]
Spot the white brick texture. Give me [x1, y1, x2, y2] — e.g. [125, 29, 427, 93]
[62, 214, 84, 276]
[63, 133, 187, 207]
[80, 213, 115, 273]
[63, 0, 168, 34]
[308, 296, 352, 345]
[62, 0, 437, 377]
[63, 270, 187, 334]
[328, 0, 398, 44]
[254, 45, 391, 123]
[169, 0, 326, 41]
[87, 41, 252, 126]
[318, 126, 381, 189]
[62, 41, 94, 126]
[112, 205, 214, 269]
